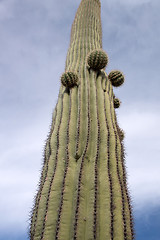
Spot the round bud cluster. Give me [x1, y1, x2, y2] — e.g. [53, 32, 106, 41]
[61, 72, 78, 88]
[114, 98, 121, 108]
[87, 49, 108, 70]
[108, 70, 124, 87]
[118, 128, 125, 141]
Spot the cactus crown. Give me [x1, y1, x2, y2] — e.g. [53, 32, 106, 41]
[87, 49, 108, 70]
[61, 71, 78, 88]
[114, 97, 121, 108]
[108, 70, 124, 87]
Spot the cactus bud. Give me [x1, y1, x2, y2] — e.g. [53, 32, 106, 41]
[108, 70, 124, 87]
[118, 128, 125, 141]
[114, 98, 121, 108]
[87, 49, 108, 70]
[61, 72, 78, 88]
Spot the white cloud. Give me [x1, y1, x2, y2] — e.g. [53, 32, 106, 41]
[118, 103, 160, 210]
[0, 122, 48, 232]
[0, 170, 37, 231]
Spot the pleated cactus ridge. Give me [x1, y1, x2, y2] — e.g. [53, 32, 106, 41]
[29, 0, 134, 239]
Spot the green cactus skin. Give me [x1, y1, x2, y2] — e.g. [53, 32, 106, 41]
[108, 70, 125, 87]
[87, 49, 108, 70]
[114, 98, 121, 108]
[30, 0, 134, 239]
[61, 71, 78, 88]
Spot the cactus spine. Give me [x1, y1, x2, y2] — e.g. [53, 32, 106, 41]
[30, 0, 134, 239]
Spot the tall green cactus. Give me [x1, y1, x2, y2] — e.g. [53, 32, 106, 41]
[30, 0, 134, 239]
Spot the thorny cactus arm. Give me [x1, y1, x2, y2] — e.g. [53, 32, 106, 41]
[30, 0, 134, 239]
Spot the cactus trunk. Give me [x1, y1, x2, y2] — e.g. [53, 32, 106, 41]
[30, 0, 134, 239]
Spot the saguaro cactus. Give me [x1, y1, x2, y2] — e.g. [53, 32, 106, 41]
[30, 0, 134, 239]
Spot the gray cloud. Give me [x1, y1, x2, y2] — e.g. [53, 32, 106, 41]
[102, 0, 160, 102]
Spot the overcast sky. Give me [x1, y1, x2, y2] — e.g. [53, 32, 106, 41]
[0, 0, 160, 239]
